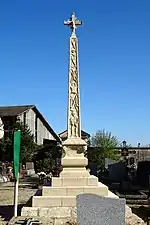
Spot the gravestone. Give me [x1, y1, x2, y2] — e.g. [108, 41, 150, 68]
[26, 162, 34, 170]
[105, 158, 119, 170]
[76, 194, 125, 225]
[26, 162, 35, 176]
[109, 161, 128, 182]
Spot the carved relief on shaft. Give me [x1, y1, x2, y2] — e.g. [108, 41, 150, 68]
[64, 13, 82, 139]
[68, 36, 80, 138]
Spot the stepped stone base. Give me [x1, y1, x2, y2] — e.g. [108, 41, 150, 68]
[21, 189, 122, 218]
[22, 187, 116, 218]
[21, 138, 118, 219]
[21, 180, 113, 217]
[31, 175, 109, 208]
[21, 182, 145, 224]
[33, 187, 108, 208]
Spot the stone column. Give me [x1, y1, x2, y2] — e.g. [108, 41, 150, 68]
[25, 13, 109, 215]
[60, 13, 90, 178]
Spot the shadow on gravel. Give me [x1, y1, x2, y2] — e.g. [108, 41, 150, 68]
[0, 204, 23, 221]
[0, 189, 41, 221]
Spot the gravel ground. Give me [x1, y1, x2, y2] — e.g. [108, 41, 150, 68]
[0, 185, 38, 221]
[0, 187, 37, 205]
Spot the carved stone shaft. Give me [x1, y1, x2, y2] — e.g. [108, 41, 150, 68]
[68, 35, 81, 139]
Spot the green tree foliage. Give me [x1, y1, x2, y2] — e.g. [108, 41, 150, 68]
[88, 129, 120, 169]
[0, 122, 38, 163]
[17, 122, 38, 164]
[33, 145, 62, 175]
[33, 146, 55, 173]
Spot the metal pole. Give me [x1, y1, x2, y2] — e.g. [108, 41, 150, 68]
[14, 173, 19, 217]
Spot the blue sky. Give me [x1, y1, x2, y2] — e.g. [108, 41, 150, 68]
[0, 0, 150, 145]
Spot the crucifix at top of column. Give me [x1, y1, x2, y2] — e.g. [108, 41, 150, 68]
[64, 12, 82, 36]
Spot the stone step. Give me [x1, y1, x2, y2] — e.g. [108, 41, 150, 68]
[21, 206, 75, 218]
[52, 175, 98, 187]
[33, 185, 108, 208]
[42, 185, 108, 197]
[33, 196, 76, 207]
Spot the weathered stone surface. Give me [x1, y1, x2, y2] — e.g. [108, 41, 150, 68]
[38, 208, 49, 217]
[21, 207, 38, 216]
[47, 207, 71, 218]
[22, 206, 72, 218]
[125, 213, 146, 225]
[54, 218, 72, 225]
[77, 194, 125, 225]
[8, 217, 54, 225]
[71, 207, 76, 218]
[125, 205, 133, 218]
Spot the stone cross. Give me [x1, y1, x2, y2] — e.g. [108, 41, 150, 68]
[64, 13, 83, 140]
[61, 13, 88, 178]
[64, 12, 82, 36]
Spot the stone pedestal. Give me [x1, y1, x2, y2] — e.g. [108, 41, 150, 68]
[21, 138, 110, 219]
[25, 138, 109, 213]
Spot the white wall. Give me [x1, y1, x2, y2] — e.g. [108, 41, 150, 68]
[22, 108, 55, 145]
[25, 108, 36, 139]
[37, 116, 55, 145]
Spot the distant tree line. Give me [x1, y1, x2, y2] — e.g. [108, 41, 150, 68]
[88, 129, 120, 170]
[0, 121, 135, 173]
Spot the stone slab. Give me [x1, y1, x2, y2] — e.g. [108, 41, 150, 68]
[32, 196, 62, 207]
[26, 169, 35, 176]
[21, 206, 75, 218]
[32, 196, 76, 207]
[52, 175, 98, 187]
[38, 207, 72, 218]
[21, 207, 39, 216]
[60, 169, 90, 177]
[26, 162, 34, 170]
[83, 186, 108, 196]
[42, 185, 108, 196]
[76, 194, 125, 225]
[62, 157, 88, 167]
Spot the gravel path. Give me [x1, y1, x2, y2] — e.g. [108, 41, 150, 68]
[0, 186, 37, 221]
[0, 187, 37, 205]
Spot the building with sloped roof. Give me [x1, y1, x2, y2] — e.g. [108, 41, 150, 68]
[59, 129, 90, 144]
[0, 105, 60, 145]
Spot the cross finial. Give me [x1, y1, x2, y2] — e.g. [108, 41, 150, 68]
[64, 12, 82, 35]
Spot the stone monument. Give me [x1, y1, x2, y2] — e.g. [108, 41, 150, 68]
[21, 12, 118, 220]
